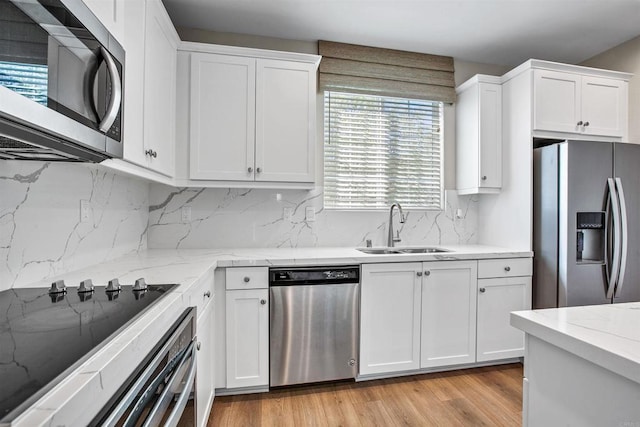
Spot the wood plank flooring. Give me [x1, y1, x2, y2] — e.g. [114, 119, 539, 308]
[208, 363, 523, 426]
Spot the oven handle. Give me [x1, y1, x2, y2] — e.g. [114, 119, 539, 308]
[163, 341, 198, 427]
[142, 340, 197, 427]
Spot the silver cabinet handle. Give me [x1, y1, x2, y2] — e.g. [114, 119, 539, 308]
[577, 121, 583, 126]
[424, 271, 430, 276]
[584, 121, 590, 127]
[97, 47, 122, 133]
[243, 276, 250, 283]
[248, 167, 253, 173]
[152, 150, 157, 158]
[260, 299, 267, 305]
[481, 175, 487, 181]
[479, 287, 486, 293]
[256, 167, 262, 173]
[416, 271, 423, 277]
[504, 266, 511, 272]
[145, 149, 157, 158]
[204, 291, 211, 298]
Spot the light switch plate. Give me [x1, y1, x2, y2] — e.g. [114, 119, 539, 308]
[305, 206, 316, 222]
[80, 200, 90, 223]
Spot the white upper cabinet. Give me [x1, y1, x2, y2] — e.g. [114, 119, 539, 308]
[83, 0, 124, 44]
[121, 0, 178, 178]
[533, 67, 629, 139]
[456, 75, 502, 195]
[189, 53, 256, 181]
[180, 44, 320, 186]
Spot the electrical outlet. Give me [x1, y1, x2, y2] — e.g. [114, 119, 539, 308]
[305, 206, 316, 222]
[283, 207, 294, 222]
[80, 200, 90, 223]
[181, 206, 191, 223]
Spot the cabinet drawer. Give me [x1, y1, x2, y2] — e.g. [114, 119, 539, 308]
[226, 267, 268, 290]
[478, 258, 532, 278]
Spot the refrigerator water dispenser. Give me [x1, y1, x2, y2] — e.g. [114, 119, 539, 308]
[576, 212, 605, 263]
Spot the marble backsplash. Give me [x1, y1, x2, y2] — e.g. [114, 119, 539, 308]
[1, 161, 149, 290]
[148, 185, 478, 249]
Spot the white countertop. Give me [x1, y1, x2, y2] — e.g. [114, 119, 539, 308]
[511, 303, 640, 385]
[11, 244, 531, 426]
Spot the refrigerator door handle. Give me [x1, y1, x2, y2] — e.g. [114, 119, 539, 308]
[614, 177, 628, 298]
[606, 178, 621, 299]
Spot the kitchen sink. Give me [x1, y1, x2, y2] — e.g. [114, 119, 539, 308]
[397, 247, 449, 254]
[357, 247, 450, 255]
[357, 248, 402, 254]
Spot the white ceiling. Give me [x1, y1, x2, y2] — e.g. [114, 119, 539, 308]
[162, 0, 640, 67]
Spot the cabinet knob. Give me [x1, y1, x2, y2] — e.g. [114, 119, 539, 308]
[196, 341, 201, 351]
[247, 167, 253, 173]
[204, 291, 211, 298]
[256, 167, 262, 173]
[145, 149, 153, 157]
[424, 271, 430, 276]
[243, 276, 250, 283]
[417, 271, 423, 277]
[481, 175, 487, 181]
[260, 299, 267, 305]
[584, 121, 590, 127]
[504, 266, 511, 272]
[577, 121, 583, 126]
[479, 287, 486, 293]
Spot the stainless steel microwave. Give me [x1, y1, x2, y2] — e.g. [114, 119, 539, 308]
[0, 0, 124, 162]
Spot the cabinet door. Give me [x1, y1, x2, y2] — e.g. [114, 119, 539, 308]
[143, 0, 177, 177]
[421, 261, 477, 368]
[196, 299, 215, 427]
[581, 76, 627, 137]
[255, 60, 315, 183]
[477, 276, 531, 362]
[190, 53, 256, 181]
[478, 83, 502, 189]
[360, 263, 422, 375]
[225, 289, 269, 388]
[533, 70, 581, 134]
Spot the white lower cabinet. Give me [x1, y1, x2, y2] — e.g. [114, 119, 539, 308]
[360, 263, 422, 375]
[196, 297, 215, 427]
[225, 288, 269, 388]
[476, 276, 531, 362]
[421, 261, 477, 368]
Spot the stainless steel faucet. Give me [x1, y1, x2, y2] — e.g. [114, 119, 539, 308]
[387, 202, 405, 247]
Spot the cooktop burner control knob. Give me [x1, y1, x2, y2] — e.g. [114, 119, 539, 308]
[106, 278, 122, 293]
[78, 279, 95, 293]
[133, 278, 148, 291]
[49, 280, 67, 295]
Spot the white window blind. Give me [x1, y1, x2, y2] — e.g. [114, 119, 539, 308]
[324, 91, 443, 210]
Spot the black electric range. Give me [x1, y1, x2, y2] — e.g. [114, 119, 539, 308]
[0, 279, 177, 424]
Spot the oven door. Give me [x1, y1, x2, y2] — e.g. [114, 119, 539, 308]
[0, 0, 124, 151]
[93, 308, 197, 427]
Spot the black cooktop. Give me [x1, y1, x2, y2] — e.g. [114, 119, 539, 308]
[0, 282, 176, 423]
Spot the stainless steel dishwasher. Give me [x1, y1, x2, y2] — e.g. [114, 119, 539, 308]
[269, 266, 360, 387]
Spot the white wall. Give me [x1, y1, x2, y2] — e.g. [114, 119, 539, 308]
[581, 35, 640, 145]
[1, 161, 149, 289]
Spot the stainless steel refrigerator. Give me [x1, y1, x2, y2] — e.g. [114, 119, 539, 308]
[533, 140, 640, 308]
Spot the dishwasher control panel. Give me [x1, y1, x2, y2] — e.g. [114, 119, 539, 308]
[269, 266, 360, 285]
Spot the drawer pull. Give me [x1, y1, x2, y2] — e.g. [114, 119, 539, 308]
[243, 276, 250, 283]
[416, 271, 423, 277]
[504, 266, 511, 272]
[260, 299, 267, 305]
[204, 291, 211, 298]
[479, 287, 486, 293]
[424, 271, 430, 276]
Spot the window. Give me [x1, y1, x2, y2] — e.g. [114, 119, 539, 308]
[324, 91, 443, 210]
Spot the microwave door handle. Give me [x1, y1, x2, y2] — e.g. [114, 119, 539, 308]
[163, 343, 198, 427]
[96, 46, 122, 133]
[142, 341, 196, 427]
[614, 177, 628, 298]
[606, 178, 621, 299]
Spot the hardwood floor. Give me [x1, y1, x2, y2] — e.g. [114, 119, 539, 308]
[208, 363, 523, 426]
